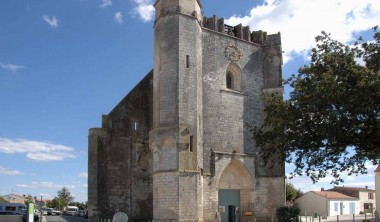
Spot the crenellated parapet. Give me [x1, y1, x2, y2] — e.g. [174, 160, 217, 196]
[202, 15, 281, 45]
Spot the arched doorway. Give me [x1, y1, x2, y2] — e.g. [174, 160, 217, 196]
[217, 160, 252, 222]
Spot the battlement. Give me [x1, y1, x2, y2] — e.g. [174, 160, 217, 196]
[202, 15, 280, 45]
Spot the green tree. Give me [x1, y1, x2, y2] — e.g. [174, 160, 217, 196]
[254, 26, 380, 184]
[286, 182, 303, 203]
[57, 187, 74, 205]
[46, 198, 62, 210]
[23, 194, 34, 204]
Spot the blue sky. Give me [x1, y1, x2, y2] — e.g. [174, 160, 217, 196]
[0, 0, 379, 203]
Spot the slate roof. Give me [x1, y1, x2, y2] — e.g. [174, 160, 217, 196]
[312, 191, 358, 200]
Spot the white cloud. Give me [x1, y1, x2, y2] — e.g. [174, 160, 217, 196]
[225, 0, 380, 64]
[42, 15, 59, 28]
[131, 0, 154, 22]
[79, 172, 88, 178]
[99, 0, 112, 8]
[114, 12, 124, 24]
[0, 63, 25, 72]
[16, 181, 75, 189]
[0, 165, 23, 176]
[288, 172, 375, 193]
[0, 138, 77, 162]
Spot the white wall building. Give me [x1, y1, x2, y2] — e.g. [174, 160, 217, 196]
[328, 186, 376, 213]
[295, 191, 359, 217]
[375, 164, 380, 219]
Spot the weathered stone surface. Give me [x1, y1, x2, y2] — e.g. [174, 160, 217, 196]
[88, 0, 285, 221]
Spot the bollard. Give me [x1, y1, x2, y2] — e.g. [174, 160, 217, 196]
[365, 213, 367, 221]
[319, 216, 321, 222]
[352, 214, 354, 222]
[271, 216, 273, 222]
[337, 215, 339, 222]
[253, 216, 256, 222]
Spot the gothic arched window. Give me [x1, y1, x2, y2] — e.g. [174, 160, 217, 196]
[226, 63, 241, 91]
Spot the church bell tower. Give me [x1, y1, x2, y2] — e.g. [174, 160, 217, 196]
[150, 0, 204, 221]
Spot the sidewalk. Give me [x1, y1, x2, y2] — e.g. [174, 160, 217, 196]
[300, 214, 375, 222]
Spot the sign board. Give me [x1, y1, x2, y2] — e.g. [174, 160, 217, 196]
[244, 211, 253, 216]
[112, 212, 128, 222]
[27, 203, 34, 222]
[218, 206, 225, 213]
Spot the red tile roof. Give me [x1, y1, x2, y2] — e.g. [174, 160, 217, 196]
[375, 164, 380, 173]
[312, 191, 358, 200]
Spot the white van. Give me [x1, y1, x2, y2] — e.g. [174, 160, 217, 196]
[0, 203, 27, 215]
[64, 206, 78, 216]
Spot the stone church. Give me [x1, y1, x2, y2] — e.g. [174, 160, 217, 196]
[88, 0, 285, 221]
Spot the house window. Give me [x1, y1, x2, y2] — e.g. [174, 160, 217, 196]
[334, 203, 338, 211]
[369, 193, 374, 199]
[225, 63, 242, 91]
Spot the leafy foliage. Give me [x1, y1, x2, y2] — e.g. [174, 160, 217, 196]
[57, 187, 74, 204]
[46, 197, 65, 210]
[276, 206, 300, 222]
[286, 182, 303, 203]
[23, 195, 34, 204]
[254, 26, 380, 183]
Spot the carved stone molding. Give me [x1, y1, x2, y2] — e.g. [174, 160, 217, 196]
[224, 45, 243, 62]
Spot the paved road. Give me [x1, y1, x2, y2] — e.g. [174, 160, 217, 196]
[44, 215, 88, 222]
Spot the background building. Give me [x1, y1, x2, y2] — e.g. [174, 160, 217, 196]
[1, 194, 27, 204]
[328, 186, 376, 213]
[295, 191, 359, 217]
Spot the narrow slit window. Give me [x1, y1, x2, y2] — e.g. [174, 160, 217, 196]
[133, 121, 138, 131]
[186, 55, 190, 68]
[189, 136, 194, 152]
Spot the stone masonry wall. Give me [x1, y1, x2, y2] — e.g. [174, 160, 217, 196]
[88, 71, 154, 221]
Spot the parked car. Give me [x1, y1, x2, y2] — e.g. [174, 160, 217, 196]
[64, 206, 78, 216]
[46, 208, 60, 216]
[78, 210, 88, 218]
[40, 207, 48, 215]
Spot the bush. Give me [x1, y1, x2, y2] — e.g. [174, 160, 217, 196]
[276, 206, 300, 222]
